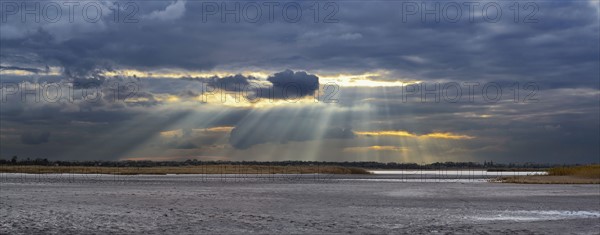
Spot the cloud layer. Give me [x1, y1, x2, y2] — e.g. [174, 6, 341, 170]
[0, 1, 598, 163]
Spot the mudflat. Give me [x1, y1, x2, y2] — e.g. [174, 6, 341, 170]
[1, 175, 599, 234]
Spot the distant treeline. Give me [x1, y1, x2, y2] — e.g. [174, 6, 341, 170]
[0, 156, 578, 170]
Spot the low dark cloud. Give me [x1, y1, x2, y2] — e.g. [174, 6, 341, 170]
[208, 74, 255, 91]
[0, 65, 46, 74]
[259, 69, 319, 99]
[184, 70, 320, 100]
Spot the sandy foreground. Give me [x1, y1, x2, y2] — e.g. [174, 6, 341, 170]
[1, 174, 599, 234]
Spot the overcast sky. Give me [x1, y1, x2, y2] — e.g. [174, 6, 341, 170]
[1, 0, 598, 163]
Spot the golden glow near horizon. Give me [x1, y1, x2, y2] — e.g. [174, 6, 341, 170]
[354, 130, 474, 140]
[159, 129, 183, 138]
[204, 126, 235, 132]
[344, 145, 409, 152]
[159, 126, 235, 138]
[420, 132, 475, 140]
[317, 71, 420, 87]
[123, 91, 324, 108]
[354, 130, 416, 137]
[99, 69, 418, 87]
[164, 95, 181, 103]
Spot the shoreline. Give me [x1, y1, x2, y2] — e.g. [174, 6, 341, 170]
[0, 165, 371, 175]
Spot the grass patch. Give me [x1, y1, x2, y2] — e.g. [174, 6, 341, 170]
[547, 165, 600, 178]
[499, 175, 600, 184]
[499, 164, 600, 184]
[0, 165, 371, 175]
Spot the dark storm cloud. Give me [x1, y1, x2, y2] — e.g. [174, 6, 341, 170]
[259, 69, 319, 99]
[20, 131, 50, 145]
